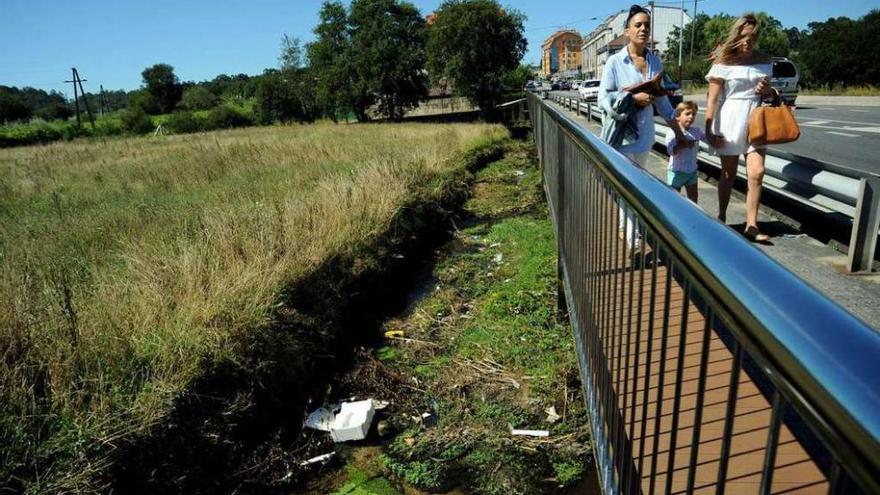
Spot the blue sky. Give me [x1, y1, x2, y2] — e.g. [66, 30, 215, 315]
[1, 0, 875, 96]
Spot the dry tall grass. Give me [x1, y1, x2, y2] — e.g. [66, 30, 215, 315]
[0, 122, 506, 492]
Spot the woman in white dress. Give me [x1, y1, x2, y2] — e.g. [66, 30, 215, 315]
[704, 14, 774, 241]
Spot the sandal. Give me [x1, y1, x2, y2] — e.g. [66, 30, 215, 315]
[744, 226, 770, 243]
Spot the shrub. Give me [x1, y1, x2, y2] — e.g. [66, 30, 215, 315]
[121, 107, 155, 135]
[166, 111, 205, 134]
[207, 105, 254, 129]
[0, 122, 62, 147]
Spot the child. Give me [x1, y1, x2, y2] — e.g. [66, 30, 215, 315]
[665, 101, 705, 203]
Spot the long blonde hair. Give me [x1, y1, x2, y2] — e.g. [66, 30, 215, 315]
[712, 13, 763, 64]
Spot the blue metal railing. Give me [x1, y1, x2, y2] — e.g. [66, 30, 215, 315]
[528, 93, 880, 495]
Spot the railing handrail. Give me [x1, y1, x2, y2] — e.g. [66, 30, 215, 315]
[530, 93, 880, 492]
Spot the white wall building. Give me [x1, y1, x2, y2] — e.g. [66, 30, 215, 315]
[581, 5, 691, 80]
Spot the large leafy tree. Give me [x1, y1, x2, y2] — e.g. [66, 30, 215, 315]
[798, 10, 880, 87]
[141, 63, 182, 114]
[427, 0, 527, 119]
[308, 1, 355, 121]
[348, 0, 428, 121]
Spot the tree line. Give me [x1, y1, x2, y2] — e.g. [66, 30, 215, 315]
[664, 9, 880, 88]
[1, 0, 529, 128]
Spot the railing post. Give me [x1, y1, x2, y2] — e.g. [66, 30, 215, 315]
[847, 176, 880, 273]
[557, 119, 568, 317]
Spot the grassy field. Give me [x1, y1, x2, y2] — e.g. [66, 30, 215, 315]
[0, 122, 507, 492]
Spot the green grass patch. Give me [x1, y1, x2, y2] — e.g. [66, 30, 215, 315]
[375, 141, 591, 494]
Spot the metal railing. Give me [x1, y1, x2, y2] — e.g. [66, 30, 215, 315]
[528, 93, 880, 495]
[551, 94, 880, 273]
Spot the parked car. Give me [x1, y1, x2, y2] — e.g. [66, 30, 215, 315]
[559, 80, 571, 90]
[524, 80, 536, 92]
[551, 81, 561, 91]
[578, 79, 601, 101]
[770, 57, 799, 105]
[572, 79, 584, 90]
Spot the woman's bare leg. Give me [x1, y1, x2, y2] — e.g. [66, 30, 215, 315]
[717, 155, 739, 222]
[745, 150, 766, 229]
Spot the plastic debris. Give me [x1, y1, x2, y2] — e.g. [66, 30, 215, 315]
[493, 253, 504, 263]
[384, 330, 405, 338]
[544, 406, 561, 424]
[303, 407, 335, 432]
[330, 400, 375, 442]
[299, 452, 335, 467]
[509, 424, 550, 437]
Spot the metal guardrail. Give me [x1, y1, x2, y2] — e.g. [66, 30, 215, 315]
[550, 94, 880, 273]
[528, 92, 880, 495]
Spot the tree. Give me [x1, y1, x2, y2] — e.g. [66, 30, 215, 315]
[279, 34, 306, 71]
[0, 89, 32, 123]
[255, 68, 318, 124]
[141, 63, 182, 114]
[178, 86, 219, 111]
[427, 0, 527, 119]
[308, 1, 354, 121]
[348, 0, 428, 120]
[798, 10, 880, 87]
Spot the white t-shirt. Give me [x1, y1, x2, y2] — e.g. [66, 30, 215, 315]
[665, 126, 706, 173]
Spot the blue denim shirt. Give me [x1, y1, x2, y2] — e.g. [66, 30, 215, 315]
[599, 48, 675, 154]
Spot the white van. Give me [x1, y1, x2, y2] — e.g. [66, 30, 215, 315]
[770, 57, 799, 105]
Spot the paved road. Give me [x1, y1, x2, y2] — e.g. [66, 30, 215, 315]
[550, 90, 880, 175]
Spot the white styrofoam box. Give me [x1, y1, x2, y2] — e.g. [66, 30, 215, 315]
[330, 400, 375, 442]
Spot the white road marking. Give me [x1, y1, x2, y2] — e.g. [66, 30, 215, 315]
[849, 109, 870, 113]
[803, 120, 831, 125]
[827, 131, 859, 137]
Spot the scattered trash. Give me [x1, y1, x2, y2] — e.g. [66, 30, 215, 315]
[299, 452, 335, 467]
[509, 424, 550, 437]
[304, 399, 382, 442]
[391, 253, 405, 259]
[404, 437, 416, 446]
[545, 406, 561, 424]
[303, 407, 335, 432]
[779, 233, 807, 239]
[377, 420, 394, 437]
[331, 399, 376, 442]
[384, 329, 405, 338]
[513, 170, 525, 177]
[493, 253, 503, 263]
[489, 242, 501, 248]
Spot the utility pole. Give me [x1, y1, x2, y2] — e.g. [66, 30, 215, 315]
[65, 68, 95, 129]
[689, 0, 698, 63]
[648, 1, 655, 52]
[678, 0, 685, 82]
[99, 85, 108, 116]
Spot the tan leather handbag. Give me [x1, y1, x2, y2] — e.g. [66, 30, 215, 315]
[748, 90, 800, 145]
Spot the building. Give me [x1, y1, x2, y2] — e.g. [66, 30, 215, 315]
[541, 30, 583, 77]
[581, 5, 691, 80]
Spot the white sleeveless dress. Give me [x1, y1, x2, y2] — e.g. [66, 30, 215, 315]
[705, 62, 772, 156]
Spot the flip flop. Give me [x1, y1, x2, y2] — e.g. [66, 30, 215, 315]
[744, 226, 770, 243]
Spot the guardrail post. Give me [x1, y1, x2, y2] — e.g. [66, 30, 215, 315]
[847, 176, 880, 273]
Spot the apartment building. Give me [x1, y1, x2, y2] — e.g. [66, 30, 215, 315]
[541, 30, 583, 77]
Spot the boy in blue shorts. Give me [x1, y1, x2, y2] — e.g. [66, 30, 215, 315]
[665, 101, 704, 203]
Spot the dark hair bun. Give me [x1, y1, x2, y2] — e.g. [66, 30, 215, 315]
[626, 4, 650, 26]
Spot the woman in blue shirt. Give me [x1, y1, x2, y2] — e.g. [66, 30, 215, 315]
[599, 4, 684, 247]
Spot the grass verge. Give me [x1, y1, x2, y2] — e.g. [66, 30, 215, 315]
[313, 140, 592, 494]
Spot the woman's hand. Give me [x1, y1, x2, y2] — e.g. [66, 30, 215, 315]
[632, 92, 654, 107]
[755, 77, 771, 96]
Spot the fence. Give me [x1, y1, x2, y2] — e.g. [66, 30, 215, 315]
[551, 93, 880, 273]
[528, 92, 880, 495]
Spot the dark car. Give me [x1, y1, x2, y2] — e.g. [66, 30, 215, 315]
[524, 81, 536, 92]
[551, 81, 561, 91]
[559, 80, 571, 90]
